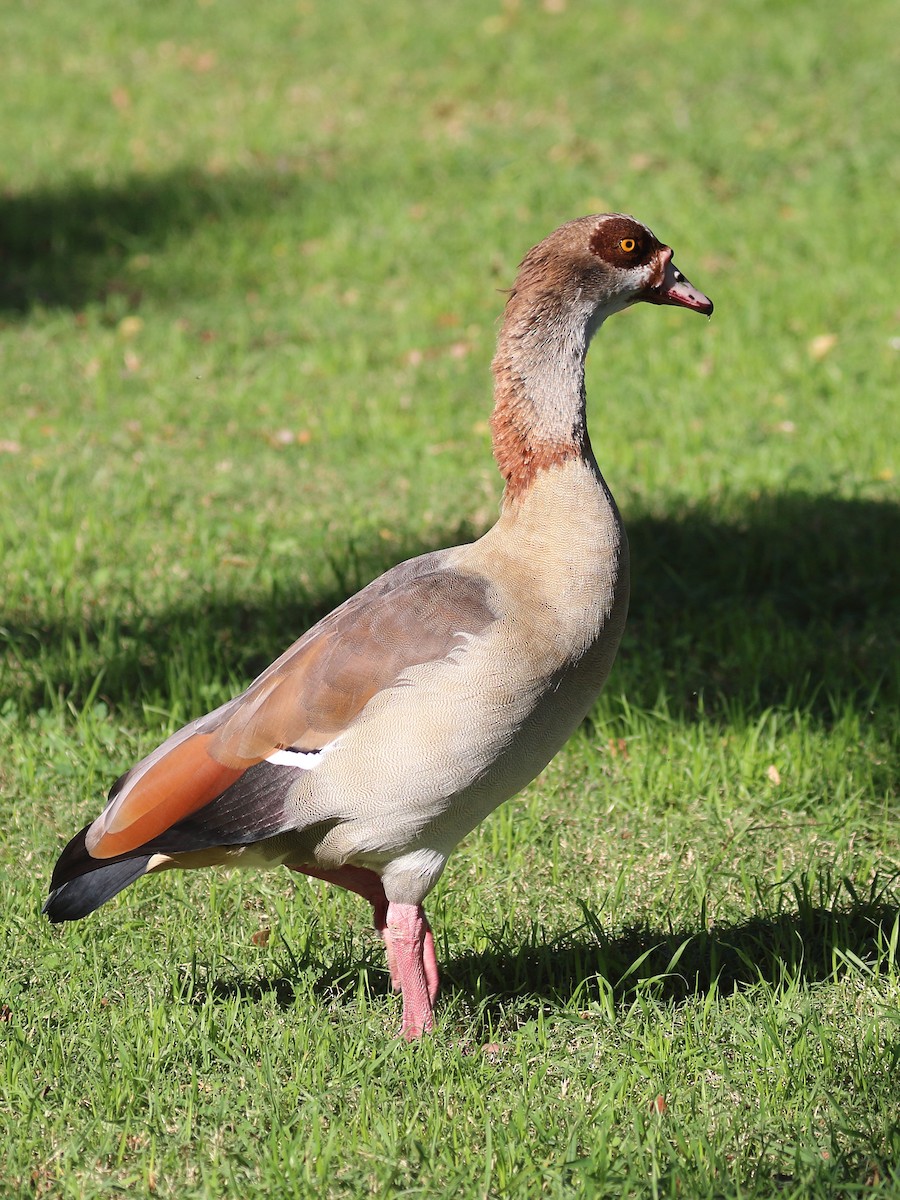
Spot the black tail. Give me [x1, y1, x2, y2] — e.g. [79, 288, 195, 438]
[42, 761, 303, 923]
[43, 826, 152, 922]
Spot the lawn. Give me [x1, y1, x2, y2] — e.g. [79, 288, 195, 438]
[1, 0, 898, 1195]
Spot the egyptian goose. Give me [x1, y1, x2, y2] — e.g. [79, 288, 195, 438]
[45, 214, 712, 1037]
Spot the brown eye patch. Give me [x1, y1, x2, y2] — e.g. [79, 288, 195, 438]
[588, 217, 658, 268]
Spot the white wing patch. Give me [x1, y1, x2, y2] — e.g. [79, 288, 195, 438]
[265, 748, 324, 768]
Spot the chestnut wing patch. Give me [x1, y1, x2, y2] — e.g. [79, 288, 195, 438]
[86, 556, 497, 859]
[211, 561, 496, 761]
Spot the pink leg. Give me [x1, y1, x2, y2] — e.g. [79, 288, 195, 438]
[385, 901, 437, 1039]
[422, 921, 439, 1006]
[287, 865, 440, 1033]
[289, 863, 388, 924]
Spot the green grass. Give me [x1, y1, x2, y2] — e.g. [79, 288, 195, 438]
[2, 0, 899, 1195]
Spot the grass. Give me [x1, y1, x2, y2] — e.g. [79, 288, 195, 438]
[1, 0, 898, 1195]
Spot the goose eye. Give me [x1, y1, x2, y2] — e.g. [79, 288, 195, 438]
[620, 238, 636, 253]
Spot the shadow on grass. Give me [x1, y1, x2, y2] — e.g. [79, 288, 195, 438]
[0, 166, 310, 313]
[186, 870, 900, 1029]
[442, 877, 900, 1029]
[617, 492, 899, 723]
[3, 492, 898, 725]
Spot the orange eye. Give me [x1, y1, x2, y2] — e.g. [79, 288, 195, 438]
[620, 238, 636, 253]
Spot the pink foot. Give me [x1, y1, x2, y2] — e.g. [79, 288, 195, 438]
[287, 865, 439, 1033]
